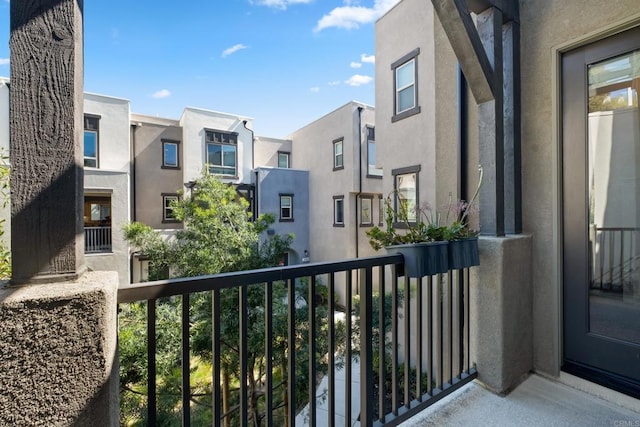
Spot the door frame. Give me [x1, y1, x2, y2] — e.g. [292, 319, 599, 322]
[554, 18, 640, 394]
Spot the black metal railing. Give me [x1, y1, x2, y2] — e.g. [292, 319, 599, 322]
[117, 254, 477, 427]
[590, 227, 640, 291]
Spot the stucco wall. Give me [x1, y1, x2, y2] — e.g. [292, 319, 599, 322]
[518, 0, 640, 377]
[131, 114, 184, 229]
[84, 93, 131, 172]
[290, 102, 380, 264]
[254, 136, 292, 168]
[180, 107, 254, 185]
[255, 167, 310, 264]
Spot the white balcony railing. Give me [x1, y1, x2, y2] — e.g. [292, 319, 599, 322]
[85, 226, 112, 253]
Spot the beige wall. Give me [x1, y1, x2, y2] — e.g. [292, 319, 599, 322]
[290, 102, 381, 266]
[131, 114, 184, 230]
[254, 136, 292, 168]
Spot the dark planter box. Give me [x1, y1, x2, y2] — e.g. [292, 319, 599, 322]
[385, 241, 449, 278]
[448, 237, 480, 269]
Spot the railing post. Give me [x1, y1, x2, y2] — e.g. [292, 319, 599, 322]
[359, 267, 374, 427]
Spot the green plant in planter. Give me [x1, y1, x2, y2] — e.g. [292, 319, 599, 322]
[366, 165, 483, 250]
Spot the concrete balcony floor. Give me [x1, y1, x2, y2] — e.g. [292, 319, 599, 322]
[400, 374, 640, 426]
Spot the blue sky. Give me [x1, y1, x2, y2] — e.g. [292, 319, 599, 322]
[0, 0, 399, 137]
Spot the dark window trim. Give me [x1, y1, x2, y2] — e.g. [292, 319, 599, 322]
[391, 165, 420, 228]
[333, 195, 345, 227]
[391, 48, 421, 122]
[366, 125, 382, 179]
[161, 139, 181, 170]
[162, 193, 181, 224]
[278, 151, 291, 168]
[84, 115, 100, 168]
[205, 129, 238, 177]
[333, 137, 344, 171]
[279, 193, 294, 222]
[359, 195, 374, 227]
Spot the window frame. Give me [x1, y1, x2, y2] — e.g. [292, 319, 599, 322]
[391, 48, 421, 122]
[333, 138, 344, 171]
[162, 139, 180, 169]
[162, 193, 180, 223]
[392, 165, 420, 227]
[333, 195, 345, 227]
[84, 114, 100, 168]
[378, 196, 384, 226]
[205, 129, 238, 178]
[366, 126, 382, 178]
[360, 195, 373, 227]
[279, 194, 293, 222]
[278, 151, 291, 169]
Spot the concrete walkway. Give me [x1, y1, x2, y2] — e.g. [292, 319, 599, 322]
[400, 374, 640, 426]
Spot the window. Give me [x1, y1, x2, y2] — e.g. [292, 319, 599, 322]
[378, 197, 384, 226]
[163, 194, 180, 222]
[84, 115, 100, 168]
[392, 49, 421, 122]
[162, 140, 179, 168]
[83, 194, 111, 253]
[278, 151, 290, 168]
[206, 130, 238, 177]
[280, 194, 293, 221]
[333, 138, 344, 170]
[392, 165, 420, 224]
[366, 126, 382, 177]
[360, 196, 373, 226]
[333, 195, 344, 227]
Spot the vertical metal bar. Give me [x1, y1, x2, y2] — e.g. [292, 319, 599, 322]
[182, 294, 191, 427]
[359, 267, 374, 427]
[449, 270, 454, 386]
[239, 285, 248, 427]
[436, 275, 443, 389]
[328, 273, 335, 427]
[619, 230, 624, 285]
[147, 299, 157, 426]
[416, 275, 423, 400]
[427, 276, 433, 395]
[346, 270, 353, 427]
[212, 290, 221, 427]
[308, 276, 317, 427]
[287, 279, 296, 427]
[464, 269, 470, 373]
[458, 271, 465, 380]
[391, 265, 399, 414]
[403, 276, 410, 406]
[378, 267, 386, 420]
[265, 281, 274, 427]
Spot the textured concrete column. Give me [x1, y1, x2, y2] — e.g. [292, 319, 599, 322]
[470, 235, 533, 394]
[0, 272, 119, 426]
[10, 0, 85, 283]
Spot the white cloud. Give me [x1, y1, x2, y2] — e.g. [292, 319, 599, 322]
[0, 58, 9, 66]
[222, 44, 248, 58]
[252, 0, 313, 10]
[152, 89, 171, 99]
[315, 0, 399, 32]
[345, 74, 373, 86]
[361, 53, 375, 64]
[350, 61, 362, 68]
[328, 81, 341, 86]
[310, 86, 320, 93]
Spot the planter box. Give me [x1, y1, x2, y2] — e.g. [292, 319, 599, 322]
[385, 241, 449, 278]
[448, 237, 480, 269]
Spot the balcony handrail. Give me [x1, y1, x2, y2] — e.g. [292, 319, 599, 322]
[117, 252, 477, 426]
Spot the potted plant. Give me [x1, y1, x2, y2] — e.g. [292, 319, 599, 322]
[366, 166, 483, 277]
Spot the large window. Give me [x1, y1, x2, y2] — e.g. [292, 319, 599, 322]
[206, 130, 237, 177]
[333, 195, 344, 227]
[278, 151, 290, 168]
[392, 49, 421, 122]
[366, 126, 382, 177]
[360, 196, 373, 226]
[280, 194, 293, 221]
[333, 138, 344, 170]
[162, 140, 179, 168]
[84, 115, 100, 168]
[162, 194, 180, 222]
[392, 165, 420, 224]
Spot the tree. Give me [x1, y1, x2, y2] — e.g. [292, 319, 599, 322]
[121, 172, 337, 426]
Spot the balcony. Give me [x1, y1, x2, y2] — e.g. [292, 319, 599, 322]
[84, 226, 112, 254]
[117, 253, 477, 426]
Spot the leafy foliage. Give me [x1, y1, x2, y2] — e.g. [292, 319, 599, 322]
[0, 150, 10, 279]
